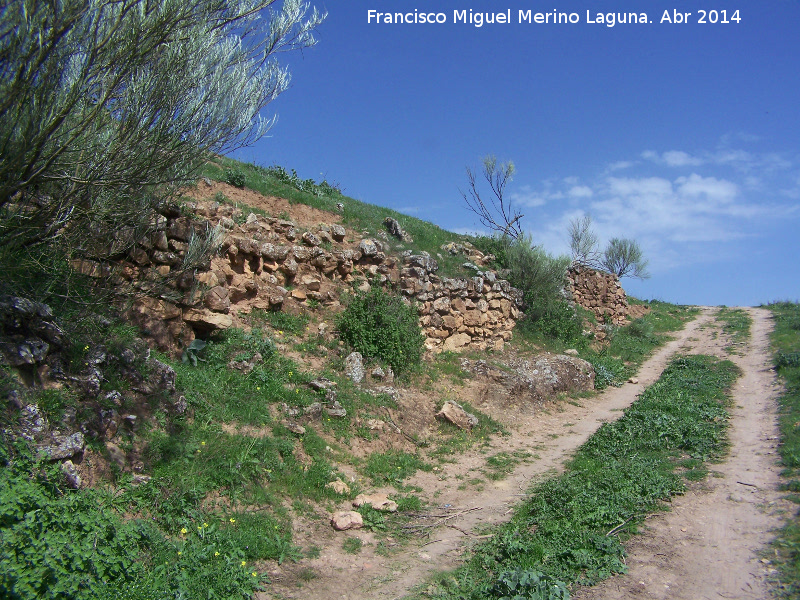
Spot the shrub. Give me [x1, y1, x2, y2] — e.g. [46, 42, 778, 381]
[336, 285, 424, 375]
[224, 167, 247, 188]
[503, 236, 581, 342]
[505, 235, 570, 309]
[517, 298, 584, 344]
[601, 238, 650, 280]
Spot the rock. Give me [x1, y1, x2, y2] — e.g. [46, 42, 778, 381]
[0, 339, 50, 366]
[383, 217, 413, 243]
[40, 432, 85, 460]
[353, 493, 398, 512]
[173, 395, 188, 414]
[105, 442, 126, 467]
[204, 286, 230, 313]
[309, 377, 337, 391]
[345, 352, 364, 383]
[324, 401, 347, 418]
[104, 390, 124, 407]
[370, 366, 386, 380]
[442, 333, 472, 352]
[19, 404, 47, 441]
[183, 308, 233, 331]
[468, 354, 596, 408]
[301, 231, 322, 246]
[365, 418, 386, 431]
[358, 239, 379, 257]
[61, 460, 81, 488]
[627, 377, 639, 384]
[325, 479, 351, 495]
[144, 358, 176, 393]
[284, 421, 306, 435]
[331, 224, 346, 241]
[435, 401, 479, 430]
[304, 402, 323, 417]
[291, 288, 307, 300]
[372, 386, 400, 401]
[331, 511, 363, 531]
[300, 274, 322, 291]
[229, 352, 263, 375]
[564, 349, 579, 356]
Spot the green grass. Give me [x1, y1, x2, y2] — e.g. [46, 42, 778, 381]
[716, 307, 752, 352]
[363, 450, 433, 487]
[582, 300, 700, 389]
[342, 537, 363, 554]
[414, 355, 739, 599]
[766, 301, 800, 597]
[483, 449, 533, 480]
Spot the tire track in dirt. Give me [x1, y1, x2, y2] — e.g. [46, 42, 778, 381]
[263, 310, 720, 600]
[573, 307, 789, 600]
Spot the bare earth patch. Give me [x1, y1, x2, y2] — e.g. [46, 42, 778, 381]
[254, 307, 788, 600]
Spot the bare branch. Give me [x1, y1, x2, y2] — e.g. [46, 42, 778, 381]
[459, 155, 523, 240]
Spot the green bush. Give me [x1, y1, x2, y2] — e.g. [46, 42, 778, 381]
[517, 298, 584, 344]
[501, 235, 581, 342]
[336, 285, 424, 375]
[224, 167, 247, 188]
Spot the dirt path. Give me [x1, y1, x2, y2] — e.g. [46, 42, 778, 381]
[573, 307, 788, 600]
[262, 309, 768, 600]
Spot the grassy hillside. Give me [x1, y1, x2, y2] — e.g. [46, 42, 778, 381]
[0, 158, 698, 599]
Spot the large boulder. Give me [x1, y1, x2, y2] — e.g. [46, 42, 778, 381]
[466, 353, 596, 408]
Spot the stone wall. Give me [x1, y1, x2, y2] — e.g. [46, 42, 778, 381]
[92, 199, 523, 353]
[399, 253, 523, 352]
[565, 265, 628, 326]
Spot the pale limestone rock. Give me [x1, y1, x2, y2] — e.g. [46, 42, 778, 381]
[353, 493, 398, 512]
[435, 400, 479, 430]
[331, 511, 363, 531]
[325, 479, 350, 495]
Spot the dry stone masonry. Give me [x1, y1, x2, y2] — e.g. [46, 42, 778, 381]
[77, 194, 526, 354]
[565, 265, 629, 326]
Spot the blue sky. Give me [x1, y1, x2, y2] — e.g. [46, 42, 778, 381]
[232, 1, 800, 306]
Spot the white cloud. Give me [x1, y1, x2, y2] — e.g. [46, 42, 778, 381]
[662, 151, 704, 167]
[606, 160, 635, 172]
[642, 150, 704, 167]
[508, 185, 548, 208]
[675, 174, 738, 204]
[568, 185, 593, 199]
[517, 144, 800, 276]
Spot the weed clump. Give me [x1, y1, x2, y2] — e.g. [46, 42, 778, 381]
[336, 285, 424, 375]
